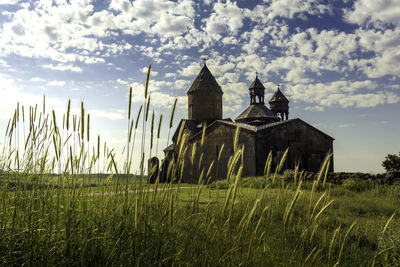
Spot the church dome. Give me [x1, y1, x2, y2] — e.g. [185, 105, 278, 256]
[269, 87, 289, 103]
[187, 64, 223, 95]
[235, 103, 280, 125]
[269, 85, 289, 121]
[249, 76, 265, 91]
[236, 75, 280, 125]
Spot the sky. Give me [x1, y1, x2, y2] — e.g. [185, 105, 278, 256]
[0, 0, 399, 173]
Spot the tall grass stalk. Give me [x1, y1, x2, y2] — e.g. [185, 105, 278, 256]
[283, 180, 301, 228]
[129, 105, 142, 166]
[126, 85, 133, 176]
[272, 147, 288, 184]
[166, 98, 177, 148]
[155, 114, 163, 158]
[335, 222, 356, 266]
[139, 65, 151, 175]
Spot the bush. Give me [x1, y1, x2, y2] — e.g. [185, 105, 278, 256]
[239, 176, 268, 189]
[382, 152, 400, 172]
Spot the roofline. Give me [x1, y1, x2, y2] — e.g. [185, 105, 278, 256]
[256, 118, 334, 140]
[171, 117, 334, 143]
[188, 119, 256, 141]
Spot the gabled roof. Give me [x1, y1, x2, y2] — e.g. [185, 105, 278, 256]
[249, 76, 265, 91]
[187, 118, 334, 142]
[187, 119, 255, 141]
[171, 119, 202, 143]
[163, 143, 175, 152]
[187, 64, 223, 94]
[256, 118, 334, 140]
[235, 103, 279, 122]
[269, 88, 289, 103]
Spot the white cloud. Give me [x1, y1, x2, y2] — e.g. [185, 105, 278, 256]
[286, 80, 400, 108]
[241, 27, 267, 54]
[0, 59, 11, 68]
[90, 109, 124, 120]
[221, 36, 238, 45]
[48, 80, 66, 87]
[140, 67, 158, 76]
[285, 67, 312, 83]
[116, 79, 128, 85]
[0, 0, 130, 67]
[234, 53, 268, 81]
[174, 79, 191, 90]
[350, 28, 400, 78]
[110, 0, 131, 12]
[384, 91, 400, 104]
[221, 81, 247, 115]
[109, 0, 196, 44]
[344, 0, 400, 26]
[130, 81, 176, 106]
[0, 0, 399, 122]
[0, 0, 18, 5]
[305, 105, 324, 112]
[30, 77, 46, 83]
[203, 1, 245, 40]
[152, 13, 193, 38]
[180, 62, 202, 77]
[253, 0, 332, 21]
[165, 73, 176, 78]
[42, 63, 83, 72]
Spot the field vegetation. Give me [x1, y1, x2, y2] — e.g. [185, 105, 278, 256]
[0, 66, 398, 266]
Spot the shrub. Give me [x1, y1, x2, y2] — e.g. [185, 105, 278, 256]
[239, 176, 268, 189]
[382, 152, 400, 172]
[209, 180, 229, 189]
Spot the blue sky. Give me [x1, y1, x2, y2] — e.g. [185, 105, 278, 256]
[0, 0, 399, 173]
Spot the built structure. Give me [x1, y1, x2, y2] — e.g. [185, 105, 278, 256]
[162, 64, 334, 183]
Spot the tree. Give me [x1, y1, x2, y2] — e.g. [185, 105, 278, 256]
[382, 152, 400, 172]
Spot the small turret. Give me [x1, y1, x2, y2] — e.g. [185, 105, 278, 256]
[249, 75, 265, 105]
[269, 84, 289, 121]
[235, 76, 280, 125]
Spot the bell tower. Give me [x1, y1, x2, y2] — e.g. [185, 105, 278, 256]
[187, 63, 223, 122]
[269, 84, 289, 121]
[249, 74, 265, 105]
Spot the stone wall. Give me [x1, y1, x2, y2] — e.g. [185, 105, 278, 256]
[182, 123, 256, 183]
[285, 171, 400, 185]
[188, 92, 222, 121]
[256, 120, 333, 175]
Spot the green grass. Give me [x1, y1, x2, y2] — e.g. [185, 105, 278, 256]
[0, 175, 399, 266]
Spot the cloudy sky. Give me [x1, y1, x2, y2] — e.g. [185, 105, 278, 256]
[0, 0, 399, 173]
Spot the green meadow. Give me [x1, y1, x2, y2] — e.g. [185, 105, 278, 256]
[0, 67, 398, 266]
[0, 173, 399, 266]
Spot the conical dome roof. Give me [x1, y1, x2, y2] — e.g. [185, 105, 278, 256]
[235, 103, 279, 124]
[269, 88, 289, 103]
[249, 76, 265, 91]
[187, 64, 223, 94]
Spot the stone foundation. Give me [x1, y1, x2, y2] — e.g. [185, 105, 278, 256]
[286, 171, 400, 185]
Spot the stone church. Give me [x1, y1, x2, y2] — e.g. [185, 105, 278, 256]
[162, 64, 334, 183]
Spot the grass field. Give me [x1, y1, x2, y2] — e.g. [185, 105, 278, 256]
[0, 173, 399, 266]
